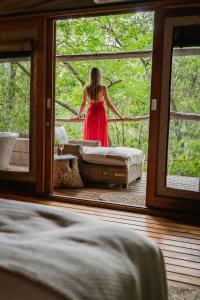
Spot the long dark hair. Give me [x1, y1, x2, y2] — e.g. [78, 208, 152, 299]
[86, 67, 101, 101]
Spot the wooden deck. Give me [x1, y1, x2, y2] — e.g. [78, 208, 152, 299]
[54, 173, 199, 207]
[55, 173, 147, 206]
[45, 200, 200, 290]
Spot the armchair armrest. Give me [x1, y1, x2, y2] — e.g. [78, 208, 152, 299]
[68, 139, 101, 147]
[62, 144, 83, 160]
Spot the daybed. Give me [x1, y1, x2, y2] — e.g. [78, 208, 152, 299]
[63, 144, 144, 187]
[55, 126, 144, 187]
[0, 198, 168, 300]
[10, 127, 145, 187]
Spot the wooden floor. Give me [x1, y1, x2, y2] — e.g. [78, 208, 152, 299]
[3, 194, 200, 290]
[47, 200, 200, 290]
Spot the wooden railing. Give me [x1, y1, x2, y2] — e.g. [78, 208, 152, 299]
[56, 111, 200, 123]
[56, 115, 149, 123]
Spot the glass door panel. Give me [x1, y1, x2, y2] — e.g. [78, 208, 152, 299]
[0, 51, 31, 173]
[157, 16, 200, 202]
[166, 45, 200, 193]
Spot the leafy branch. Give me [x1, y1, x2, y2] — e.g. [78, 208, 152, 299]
[63, 62, 86, 87]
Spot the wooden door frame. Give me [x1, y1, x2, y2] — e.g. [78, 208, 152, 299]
[146, 8, 165, 208]
[44, 19, 56, 194]
[157, 15, 200, 201]
[0, 17, 47, 195]
[45, 7, 156, 199]
[146, 11, 200, 212]
[0, 41, 35, 183]
[44, 4, 200, 213]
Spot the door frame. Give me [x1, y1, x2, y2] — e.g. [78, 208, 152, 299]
[0, 17, 47, 195]
[45, 9, 156, 200]
[146, 11, 200, 211]
[44, 19, 56, 194]
[157, 15, 200, 200]
[45, 5, 200, 213]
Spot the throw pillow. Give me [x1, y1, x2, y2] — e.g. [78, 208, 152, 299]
[55, 126, 68, 144]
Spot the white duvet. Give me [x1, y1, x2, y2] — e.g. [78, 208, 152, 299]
[0, 199, 167, 300]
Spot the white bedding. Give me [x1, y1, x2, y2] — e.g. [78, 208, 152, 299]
[82, 146, 144, 166]
[0, 199, 167, 300]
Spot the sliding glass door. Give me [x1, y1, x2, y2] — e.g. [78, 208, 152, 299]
[0, 50, 32, 174]
[156, 15, 200, 204]
[0, 41, 35, 192]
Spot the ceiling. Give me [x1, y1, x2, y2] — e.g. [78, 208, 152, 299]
[0, 0, 158, 17]
[0, 0, 198, 17]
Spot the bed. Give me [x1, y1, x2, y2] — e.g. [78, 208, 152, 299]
[0, 198, 167, 300]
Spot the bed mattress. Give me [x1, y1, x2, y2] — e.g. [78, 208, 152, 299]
[0, 198, 167, 300]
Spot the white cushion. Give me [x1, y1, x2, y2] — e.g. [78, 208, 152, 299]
[55, 126, 68, 144]
[82, 146, 144, 167]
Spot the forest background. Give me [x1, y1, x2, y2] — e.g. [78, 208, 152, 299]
[0, 12, 199, 177]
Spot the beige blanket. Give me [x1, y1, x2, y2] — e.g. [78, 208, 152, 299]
[0, 199, 168, 300]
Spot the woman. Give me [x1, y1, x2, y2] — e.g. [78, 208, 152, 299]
[71, 67, 123, 147]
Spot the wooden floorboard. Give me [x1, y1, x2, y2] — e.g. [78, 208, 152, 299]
[47, 201, 200, 289]
[50, 201, 200, 232]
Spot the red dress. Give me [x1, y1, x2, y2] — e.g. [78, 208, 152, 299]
[84, 101, 108, 147]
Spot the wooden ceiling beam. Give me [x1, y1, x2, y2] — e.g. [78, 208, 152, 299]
[0, 48, 199, 65]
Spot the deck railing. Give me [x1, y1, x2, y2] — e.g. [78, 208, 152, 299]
[56, 111, 200, 123]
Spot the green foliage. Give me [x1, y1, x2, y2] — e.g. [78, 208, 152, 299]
[0, 60, 30, 134]
[0, 11, 199, 181]
[167, 55, 200, 178]
[56, 13, 153, 55]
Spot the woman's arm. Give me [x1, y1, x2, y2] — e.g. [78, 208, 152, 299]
[103, 86, 122, 118]
[78, 88, 87, 116]
[70, 88, 87, 120]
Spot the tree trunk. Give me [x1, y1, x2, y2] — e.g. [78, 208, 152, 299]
[7, 63, 15, 109]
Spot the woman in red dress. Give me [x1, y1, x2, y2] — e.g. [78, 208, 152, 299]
[72, 67, 122, 147]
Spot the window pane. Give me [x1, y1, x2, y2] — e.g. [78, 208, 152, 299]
[166, 47, 200, 192]
[0, 53, 31, 172]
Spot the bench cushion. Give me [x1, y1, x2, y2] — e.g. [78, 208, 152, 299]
[68, 139, 101, 147]
[82, 146, 144, 166]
